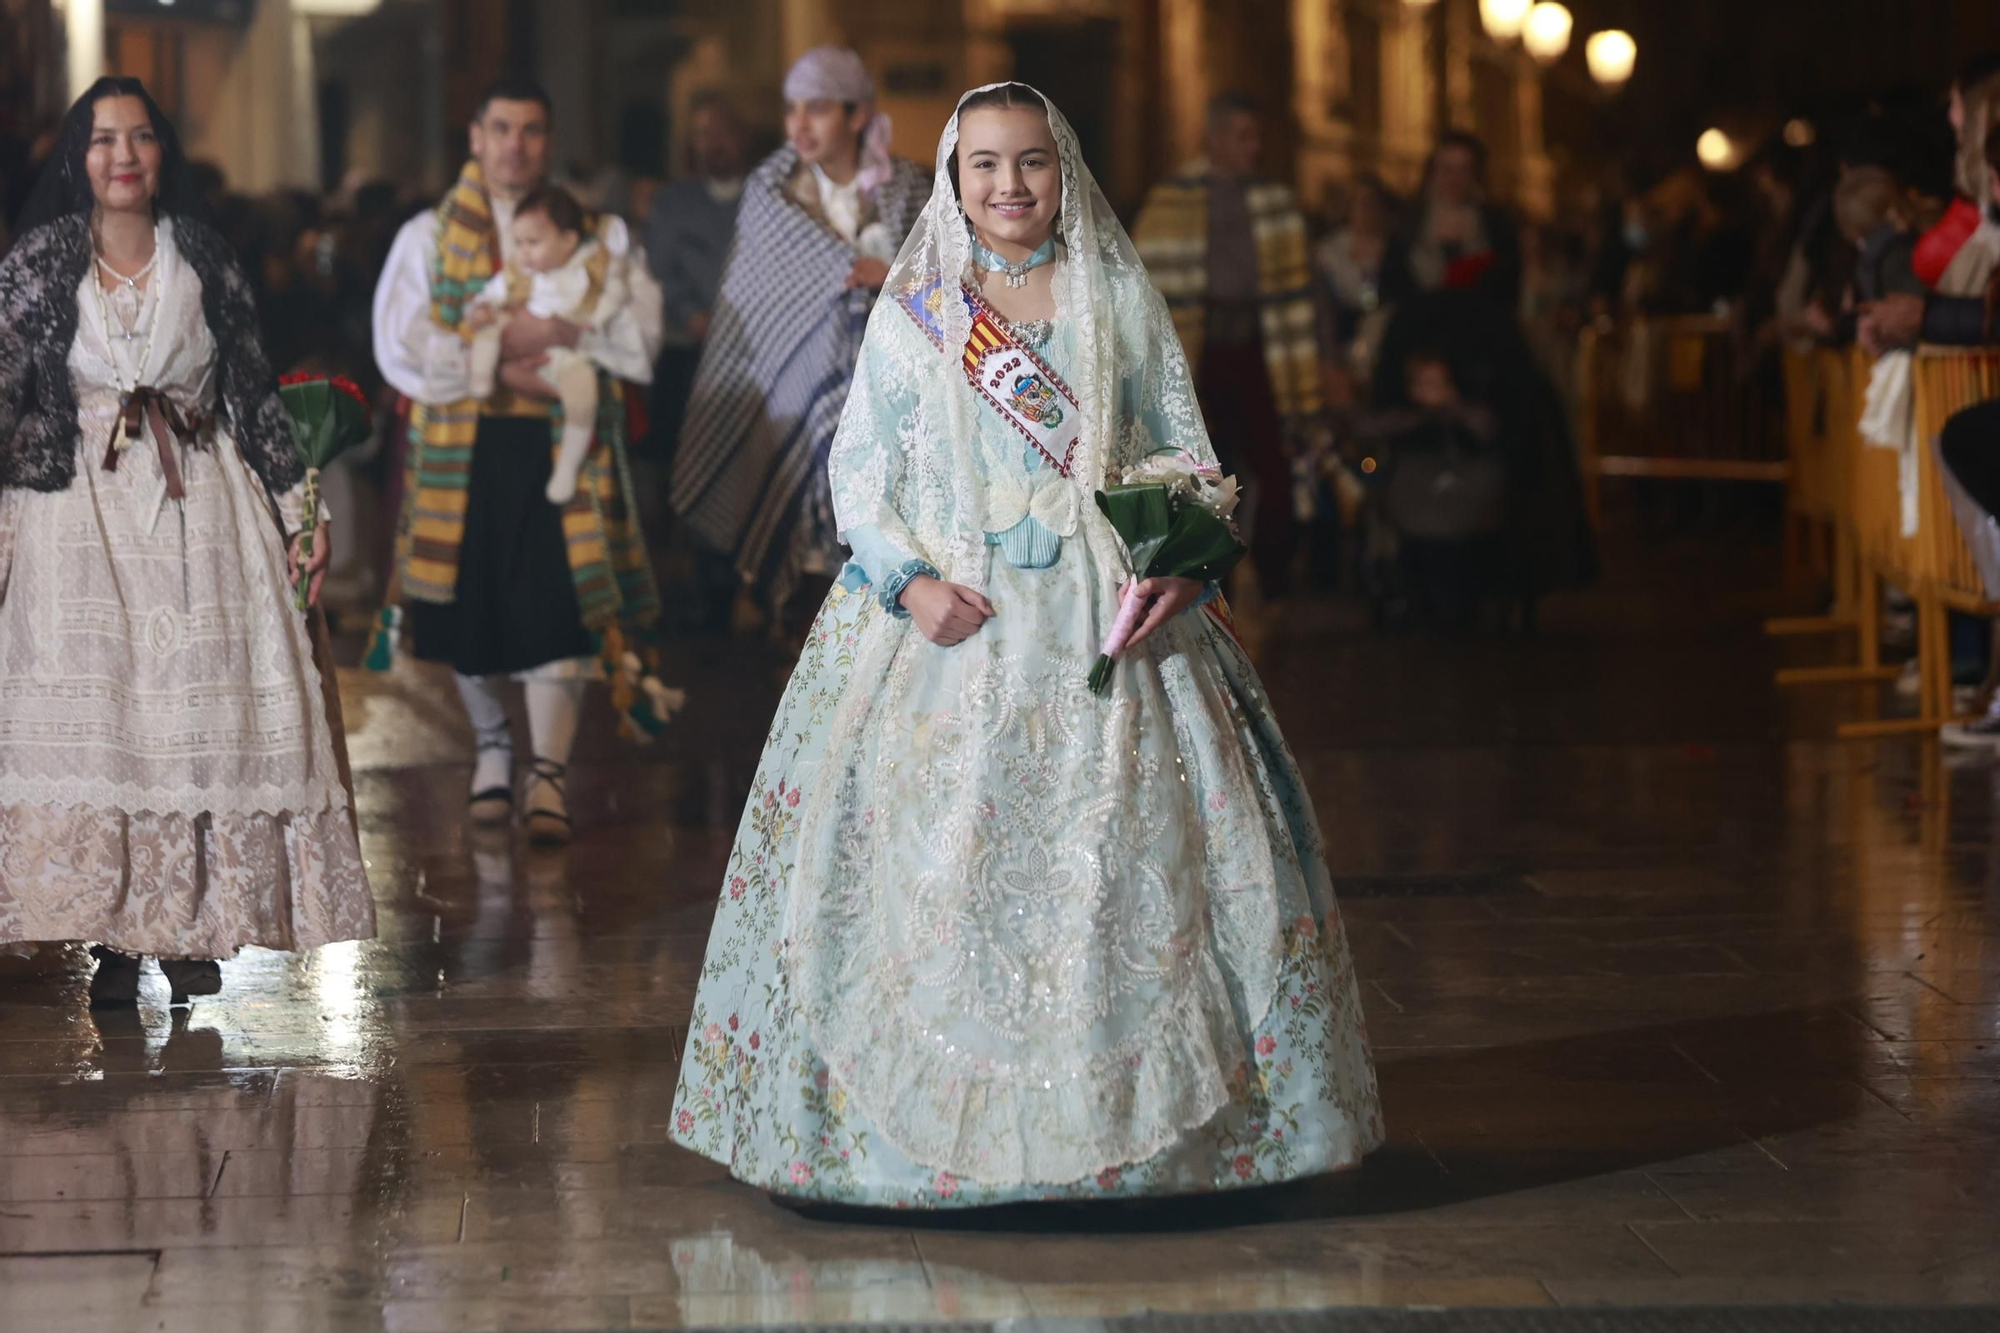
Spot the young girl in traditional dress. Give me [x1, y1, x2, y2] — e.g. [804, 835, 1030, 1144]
[0, 79, 372, 1006]
[671, 84, 1381, 1208]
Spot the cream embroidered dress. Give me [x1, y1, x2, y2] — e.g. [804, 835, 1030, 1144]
[669, 87, 1380, 1206]
[0, 219, 372, 957]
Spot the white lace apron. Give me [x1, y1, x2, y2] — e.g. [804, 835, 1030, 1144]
[0, 219, 370, 955]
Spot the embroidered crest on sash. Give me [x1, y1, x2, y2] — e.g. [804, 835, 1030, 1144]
[897, 276, 1080, 478]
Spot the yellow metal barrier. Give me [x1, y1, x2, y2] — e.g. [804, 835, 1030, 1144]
[1781, 349, 1846, 524]
[1916, 347, 2000, 608]
[1768, 348, 1861, 638]
[1576, 316, 1789, 527]
[1775, 344, 2000, 738]
[1769, 348, 1895, 693]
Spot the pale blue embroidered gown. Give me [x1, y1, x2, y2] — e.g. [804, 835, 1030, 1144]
[669, 287, 1383, 1206]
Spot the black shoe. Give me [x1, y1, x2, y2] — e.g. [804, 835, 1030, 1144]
[156, 958, 222, 1006]
[524, 757, 573, 847]
[467, 785, 514, 825]
[468, 725, 514, 825]
[88, 945, 141, 1009]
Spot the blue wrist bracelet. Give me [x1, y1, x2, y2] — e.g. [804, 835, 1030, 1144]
[879, 559, 941, 619]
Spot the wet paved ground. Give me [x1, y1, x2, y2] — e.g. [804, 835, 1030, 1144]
[3, 538, 1999, 1331]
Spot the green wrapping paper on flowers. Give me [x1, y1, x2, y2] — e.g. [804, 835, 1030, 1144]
[277, 373, 373, 611]
[1086, 456, 1247, 694]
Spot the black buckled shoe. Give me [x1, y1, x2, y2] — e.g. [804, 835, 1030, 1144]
[88, 945, 142, 1009]
[156, 958, 222, 1006]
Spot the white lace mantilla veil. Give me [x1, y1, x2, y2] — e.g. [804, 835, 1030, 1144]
[794, 86, 1283, 1188]
[827, 82, 1216, 612]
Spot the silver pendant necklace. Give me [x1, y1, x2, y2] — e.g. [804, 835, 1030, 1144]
[973, 234, 1057, 290]
[91, 222, 164, 388]
[94, 222, 162, 346]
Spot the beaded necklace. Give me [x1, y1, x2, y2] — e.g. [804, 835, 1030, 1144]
[89, 220, 165, 387]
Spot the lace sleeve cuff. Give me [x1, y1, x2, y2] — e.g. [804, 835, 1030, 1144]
[879, 559, 940, 619]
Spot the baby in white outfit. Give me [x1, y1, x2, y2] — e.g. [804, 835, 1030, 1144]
[464, 186, 629, 504]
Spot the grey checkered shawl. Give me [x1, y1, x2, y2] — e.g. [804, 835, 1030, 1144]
[671, 146, 925, 603]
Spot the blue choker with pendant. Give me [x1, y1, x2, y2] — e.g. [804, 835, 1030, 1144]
[973, 234, 1056, 289]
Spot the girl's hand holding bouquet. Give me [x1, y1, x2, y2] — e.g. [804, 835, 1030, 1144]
[1115, 576, 1206, 652]
[1087, 452, 1246, 694]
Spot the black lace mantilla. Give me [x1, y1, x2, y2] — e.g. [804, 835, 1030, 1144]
[0, 213, 305, 497]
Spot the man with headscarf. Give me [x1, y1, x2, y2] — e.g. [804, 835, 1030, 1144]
[371, 77, 668, 844]
[670, 47, 927, 636]
[1134, 91, 1322, 601]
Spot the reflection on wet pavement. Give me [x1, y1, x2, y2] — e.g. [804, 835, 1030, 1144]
[3, 542, 2000, 1330]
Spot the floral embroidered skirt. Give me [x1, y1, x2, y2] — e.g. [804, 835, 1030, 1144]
[670, 551, 1382, 1208]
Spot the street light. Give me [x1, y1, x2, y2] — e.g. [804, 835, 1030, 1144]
[1480, 0, 1531, 43]
[1696, 128, 1735, 171]
[1523, 3, 1573, 64]
[1585, 29, 1637, 90]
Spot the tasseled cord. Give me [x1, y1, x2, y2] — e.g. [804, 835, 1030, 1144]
[362, 605, 401, 672]
[598, 622, 687, 743]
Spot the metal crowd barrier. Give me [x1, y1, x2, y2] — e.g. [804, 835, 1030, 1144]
[1769, 348, 1863, 641]
[1769, 343, 2000, 738]
[1575, 315, 1789, 525]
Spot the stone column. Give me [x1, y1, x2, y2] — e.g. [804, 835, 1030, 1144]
[783, 0, 843, 65]
[1289, 0, 1358, 210]
[64, 0, 105, 104]
[183, 0, 322, 193]
[1158, 0, 1208, 166]
[1513, 58, 1553, 218]
[1381, 0, 1437, 188]
[534, 0, 597, 182]
[1442, 0, 1475, 131]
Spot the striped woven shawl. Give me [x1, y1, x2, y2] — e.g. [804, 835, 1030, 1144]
[1133, 165, 1323, 422]
[394, 159, 658, 637]
[670, 147, 925, 605]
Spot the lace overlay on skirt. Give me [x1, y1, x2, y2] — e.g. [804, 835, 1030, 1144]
[671, 83, 1377, 1204]
[786, 557, 1290, 1184]
[671, 581, 1383, 1204]
[0, 219, 370, 953]
[0, 804, 371, 956]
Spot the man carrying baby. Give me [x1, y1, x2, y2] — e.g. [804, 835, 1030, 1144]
[373, 77, 666, 844]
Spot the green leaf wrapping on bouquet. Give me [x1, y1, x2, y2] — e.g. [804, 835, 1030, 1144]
[1094, 482, 1246, 583]
[278, 376, 372, 470]
[1144, 504, 1245, 582]
[277, 375, 371, 613]
[1094, 484, 1174, 571]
